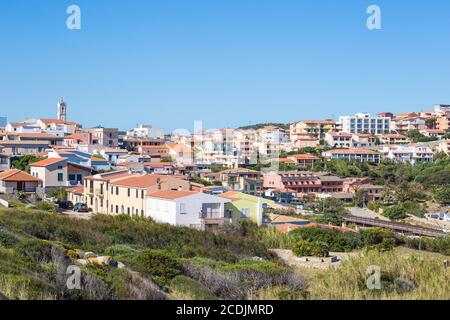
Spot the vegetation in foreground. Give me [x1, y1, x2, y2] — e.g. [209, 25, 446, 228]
[0, 206, 448, 300]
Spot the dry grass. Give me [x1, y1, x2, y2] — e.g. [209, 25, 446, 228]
[303, 248, 450, 300]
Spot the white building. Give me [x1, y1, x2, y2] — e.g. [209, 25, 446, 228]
[146, 190, 231, 230]
[381, 145, 434, 165]
[126, 125, 165, 139]
[339, 112, 391, 135]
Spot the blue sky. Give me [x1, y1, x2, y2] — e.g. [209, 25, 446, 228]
[1, 0, 450, 132]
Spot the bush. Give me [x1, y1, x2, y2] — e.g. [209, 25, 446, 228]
[16, 240, 53, 264]
[120, 249, 183, 285]
[292, 240, 329, 257]
[290, 227, 358, 252]
[34, 202, 58, 213]
[170, 275, 216, 300]
[383, 205, 407, 220]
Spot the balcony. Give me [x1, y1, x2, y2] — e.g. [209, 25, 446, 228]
[95, 189, 105, 197]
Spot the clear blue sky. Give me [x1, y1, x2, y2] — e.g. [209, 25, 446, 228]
[1, 0, 450, 132]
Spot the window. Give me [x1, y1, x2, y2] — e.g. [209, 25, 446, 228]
[116, 187, 119, 195]
[58, 166, 63, 169]
[127, 189, 130, 197]
[242, 208, 250, 217]
[136, 189, 138, 198]
[116, 205, 119, 213]
[58, 173, 64, 182]
[69, 174, 76, 181]
[77, 174, 82, 182]
[141, 190, 144, 199]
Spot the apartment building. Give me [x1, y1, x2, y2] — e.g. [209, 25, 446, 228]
[0, 141, 49, 156]
[324, 132, 352, 148]
[420, 129, 446, 139]
[378, 134, 410, 145]
[351, 134, 377, 148]
[390, 113, 426, 133]
[436, 111, 450, 131]
[339, 112, 391, 135]
[280, 154, 320, 169]
[381, 145, 434, 165]
[322, 148, 381, 163]
[290, 120, 336, 139]
[291, 134, 319, 149]
[126, 125, 165, 139]
[1, 133, 64, 146]
[82, 127, 119, 148]
[79, 170, 195, 216]
[219, 168, 262, 193]
[263, 171, 344, 194]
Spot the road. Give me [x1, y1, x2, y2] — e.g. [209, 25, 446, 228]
[348, 207, 390, 221]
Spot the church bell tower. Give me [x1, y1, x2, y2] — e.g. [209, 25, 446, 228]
[57, 99, 67, 121]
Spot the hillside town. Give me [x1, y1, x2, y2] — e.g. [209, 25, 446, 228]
[0, 100, 449, 233]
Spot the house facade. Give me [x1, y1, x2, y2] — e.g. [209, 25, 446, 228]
[146, 190, 231, 230]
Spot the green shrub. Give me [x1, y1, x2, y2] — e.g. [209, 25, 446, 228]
[292, 240, 329, 257]
[34, 202, 58, 213]
[16, 240, 53, 264]
[170, 275, 216, 300]
[383, 205, 407, 220]
[120, 249, 182, 285]
[0, 229, 19, 247]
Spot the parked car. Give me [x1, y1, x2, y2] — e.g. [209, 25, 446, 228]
[58, 201, 74, 210]
[73, 203, 90, 213]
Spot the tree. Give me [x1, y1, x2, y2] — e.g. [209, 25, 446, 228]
[433, 187, 450, 205]
[11, 155, 45, 173]
[383, 205, 407, 220]
[161, 158, 173, 163]
[353, 188, 369, 208]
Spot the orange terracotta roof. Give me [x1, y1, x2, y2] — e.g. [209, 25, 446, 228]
[111, 174, 163, 188]
[326, 148, 379, 155]
[66, 185, 84, 193]
[30, 157, 67, 167]
[140, 145, 169, 150]
[147, 190, 198, 200]
[143, 162, 175, 167]
[0, 169, 41, 182]
[217, 191, 241, 201]
[40, 119, 77, 125]
[328, 132, 352, 137]
[91, 156, 108, 162]
[288, 154, 320, 160]
[381, 134, 408, 139]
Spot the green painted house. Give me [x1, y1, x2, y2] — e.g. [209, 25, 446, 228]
[218, 191, 275, 226]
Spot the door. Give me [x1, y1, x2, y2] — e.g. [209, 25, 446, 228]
[17, 181, 25, 192]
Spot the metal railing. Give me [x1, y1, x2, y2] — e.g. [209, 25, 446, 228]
[344, 215, 448, 238]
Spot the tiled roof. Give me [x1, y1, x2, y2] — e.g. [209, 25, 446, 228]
[0, 169, 41, 182]
[66, 185, 84, 193]
[147, 190, 198, 200]
[30, 157, 66, 167]
[217, 191, 241, 201]
[326, 148, 379, 155]
[288, 154, 320, 160]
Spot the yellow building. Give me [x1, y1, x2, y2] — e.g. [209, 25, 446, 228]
[290, 120, 336, 140]
[68, 170, 196, 217]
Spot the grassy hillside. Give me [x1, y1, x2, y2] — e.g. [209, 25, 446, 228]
[0, 207, 306, 300]
[0, 207, 448, 300]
